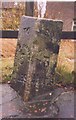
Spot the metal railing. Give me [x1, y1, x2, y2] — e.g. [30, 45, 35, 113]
[0, 30, 76, 39]
[1, 2, 76, 40]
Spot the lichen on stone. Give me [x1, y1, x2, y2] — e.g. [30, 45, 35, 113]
[11, 16, 63, 101]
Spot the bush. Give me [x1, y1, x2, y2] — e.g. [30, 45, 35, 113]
[2, 2, 25, 30]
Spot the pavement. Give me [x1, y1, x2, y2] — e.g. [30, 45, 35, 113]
[0, 84, 75, 119]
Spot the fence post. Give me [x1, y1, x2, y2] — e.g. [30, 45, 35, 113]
[25, 2, 34, 16]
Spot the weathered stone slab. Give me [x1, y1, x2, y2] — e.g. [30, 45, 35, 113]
[11, 16, 63, 102]
[1, 84, 74, 118]
[56, 91, 74, 118]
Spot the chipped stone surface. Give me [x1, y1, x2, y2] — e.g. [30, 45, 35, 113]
[11, 16, 63, 101]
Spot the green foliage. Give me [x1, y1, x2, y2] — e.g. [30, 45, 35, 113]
[55, 66, 74, 85]
[2, 2, 25, 30]
[0, 58, 14, 83]
[2, 74, 12, 83]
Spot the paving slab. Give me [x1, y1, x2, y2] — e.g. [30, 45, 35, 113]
[0, 84, 75, 119]
[0, 84, 27, 119]
[55, 91, 74, 118]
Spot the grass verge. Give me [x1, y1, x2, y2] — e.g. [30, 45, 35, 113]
[55, 65, 74, 85]
[0, 57, 14, 83]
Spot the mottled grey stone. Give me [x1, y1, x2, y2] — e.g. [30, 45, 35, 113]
[55, 91, 74, 118]
[11, 16, 63, 101]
